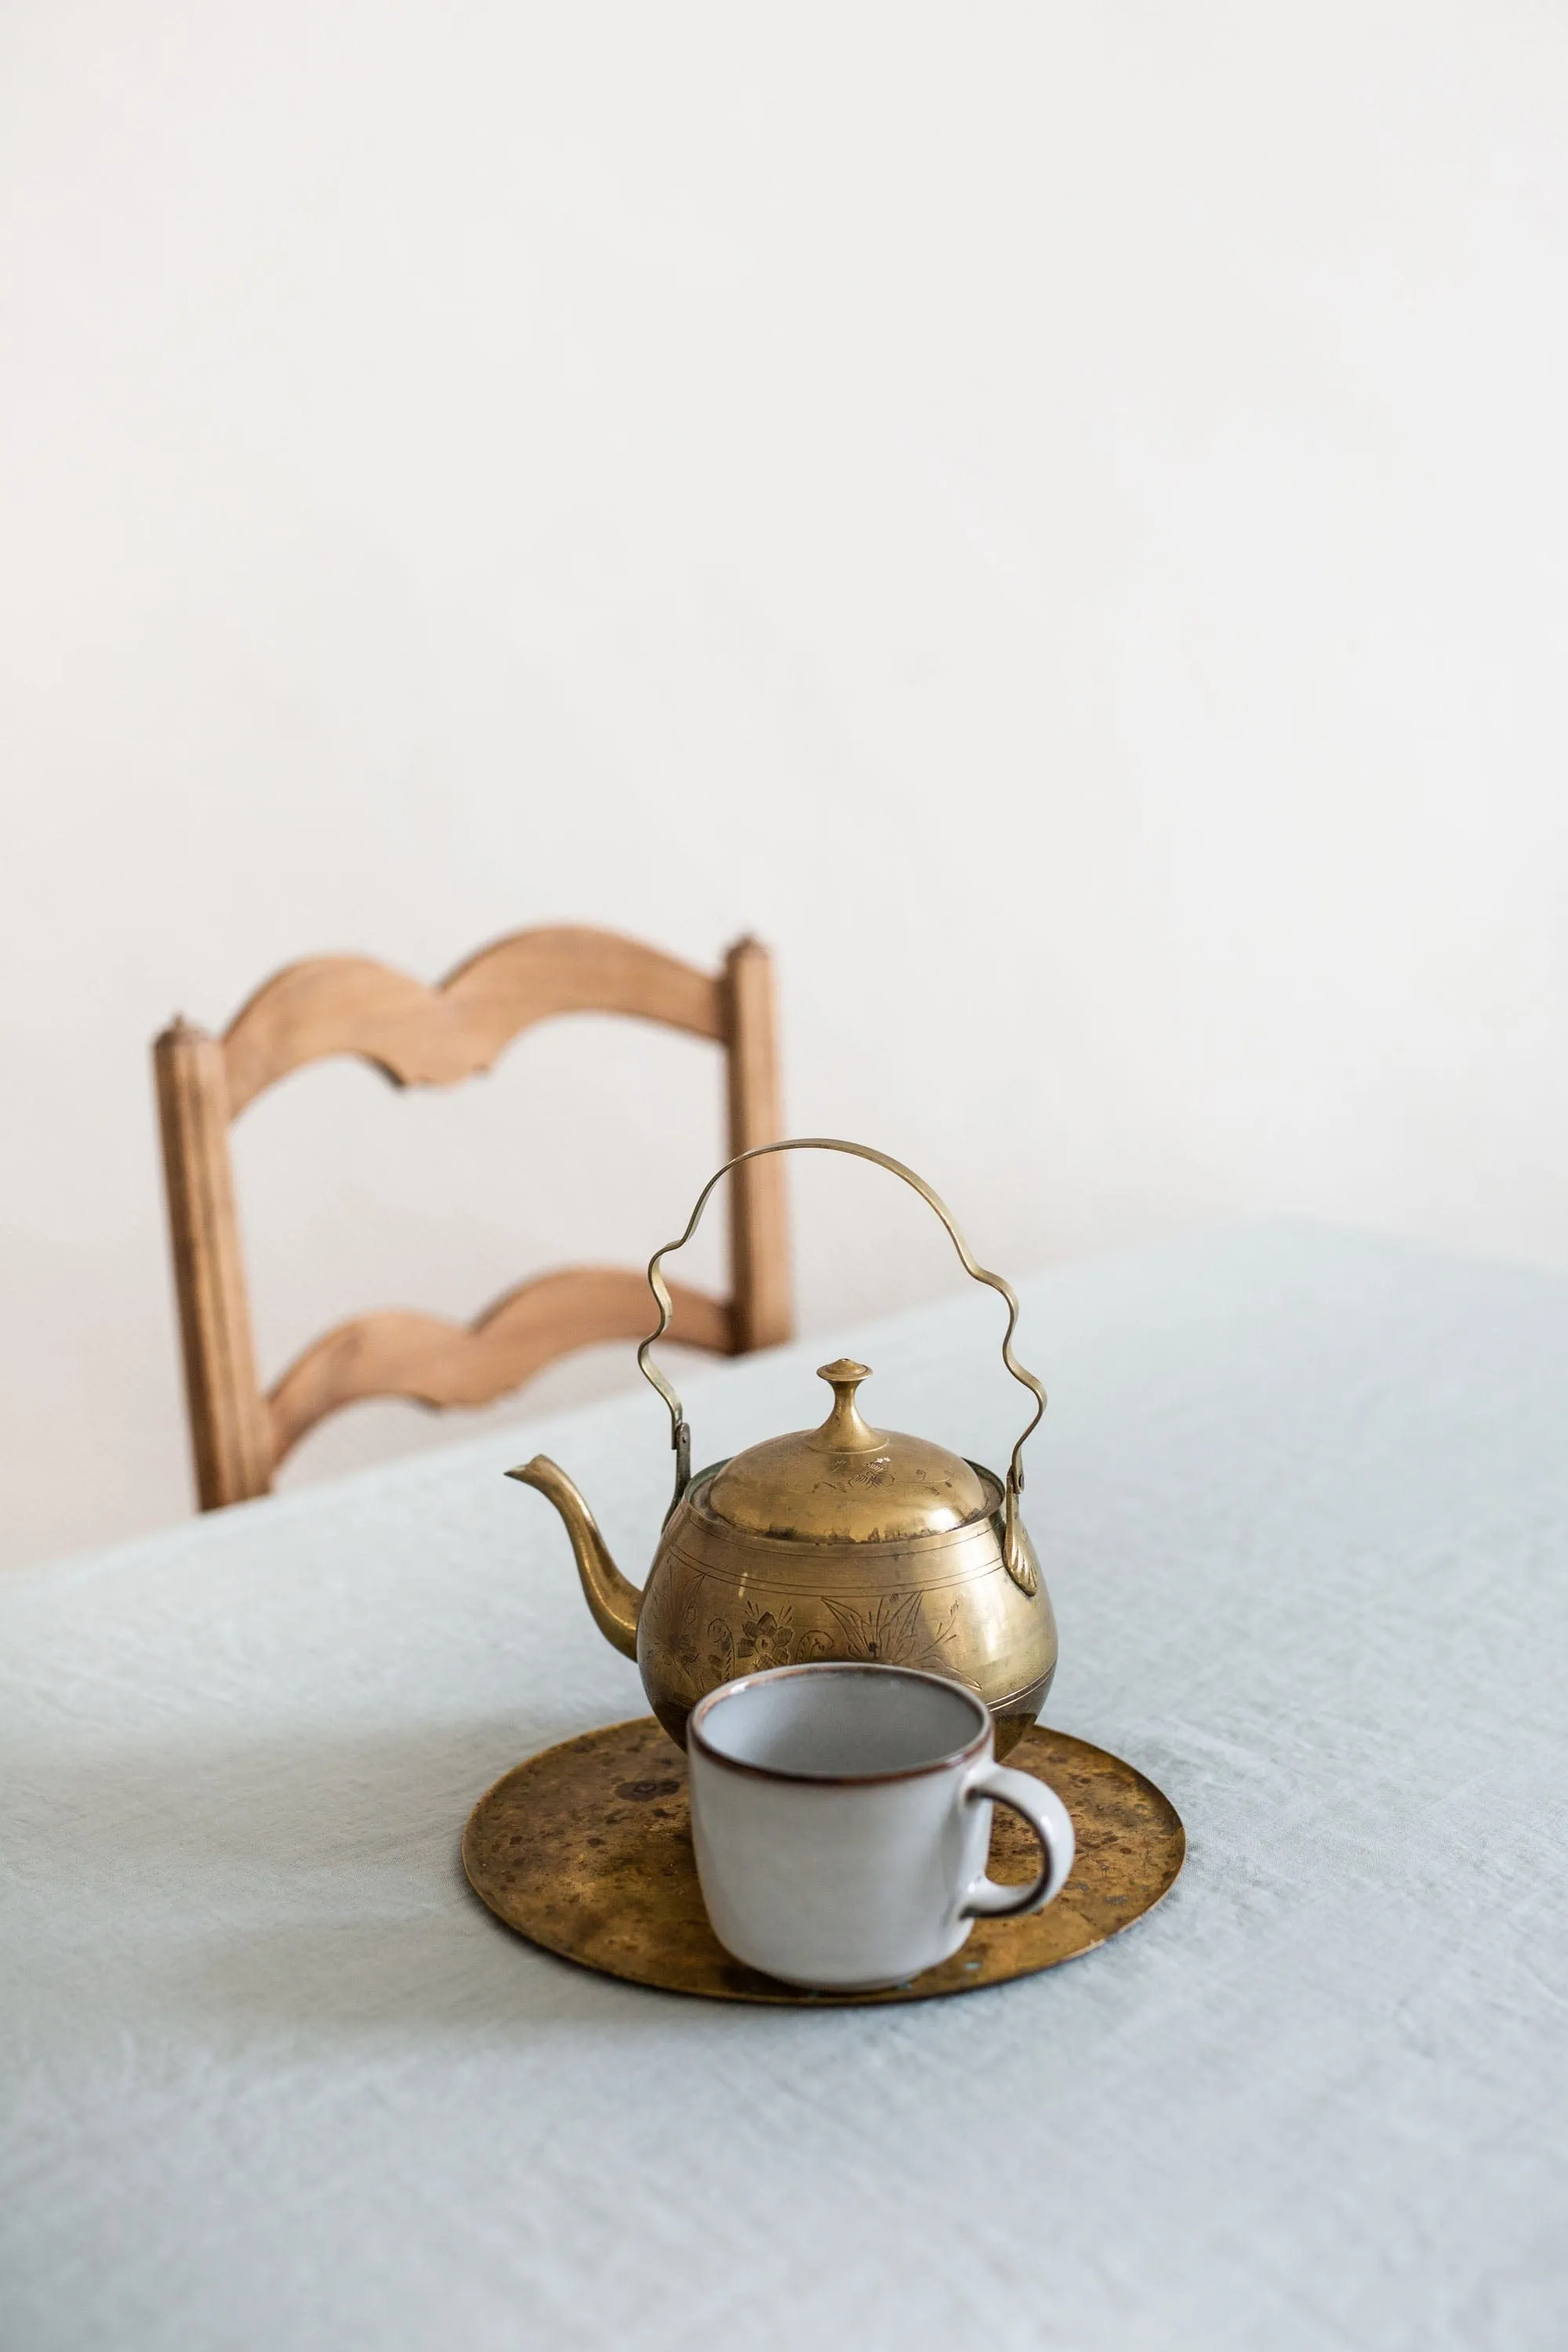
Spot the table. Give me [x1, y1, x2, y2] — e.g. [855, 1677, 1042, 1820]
[3, 1223, 1565, 2350]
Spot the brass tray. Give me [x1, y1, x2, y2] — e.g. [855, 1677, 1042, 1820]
[463, 1717, 1185, 2005]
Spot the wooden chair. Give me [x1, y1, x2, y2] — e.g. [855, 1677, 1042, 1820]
[154, 927, 791, 1511]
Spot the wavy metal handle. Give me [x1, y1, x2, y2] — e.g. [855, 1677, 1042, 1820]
[638, 1138, 1045, 1592]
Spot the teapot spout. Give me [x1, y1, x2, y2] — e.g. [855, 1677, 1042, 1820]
[506, 1457, 642, 1661]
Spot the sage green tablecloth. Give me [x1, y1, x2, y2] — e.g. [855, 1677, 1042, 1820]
[2, 1224, 1564, 2350]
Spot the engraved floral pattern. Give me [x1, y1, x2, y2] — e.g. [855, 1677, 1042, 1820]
[705, 1603, 839, 1677]
[737, 1605, 793, 1667]
[822, 1589, 970, 1680]
[644, 1575, 706, 1679]
[648, 1573, 974, 1698]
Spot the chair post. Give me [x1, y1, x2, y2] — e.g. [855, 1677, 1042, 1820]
[153, 1019, 274, 1509]
[723, 937, 793, 1352]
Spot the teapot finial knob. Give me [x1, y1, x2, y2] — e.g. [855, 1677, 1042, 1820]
[815, 1359, 882, 1454]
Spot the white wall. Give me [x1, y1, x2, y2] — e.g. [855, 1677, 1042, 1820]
[4, 0, 1566, 1572]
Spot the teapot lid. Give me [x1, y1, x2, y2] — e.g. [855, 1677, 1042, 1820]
[704, 1360, 992, 1543]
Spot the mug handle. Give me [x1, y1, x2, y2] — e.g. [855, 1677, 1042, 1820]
[960, 1763, 1076, 1920]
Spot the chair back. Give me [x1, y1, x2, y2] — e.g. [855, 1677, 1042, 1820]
[154, 927, 789, 1508]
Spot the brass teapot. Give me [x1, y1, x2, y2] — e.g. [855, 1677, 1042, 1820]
[509, 1140, 1057, 1756]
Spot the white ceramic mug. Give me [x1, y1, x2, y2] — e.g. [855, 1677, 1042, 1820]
[687, 1661, 1075, 1991]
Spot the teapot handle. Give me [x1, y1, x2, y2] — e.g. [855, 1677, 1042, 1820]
[638, 1138, 1045, 1595]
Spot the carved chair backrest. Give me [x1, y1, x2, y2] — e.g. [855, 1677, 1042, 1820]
[153, 928, 790, 1511]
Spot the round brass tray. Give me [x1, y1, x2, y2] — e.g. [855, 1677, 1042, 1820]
[463, 1717, 1185, 2005]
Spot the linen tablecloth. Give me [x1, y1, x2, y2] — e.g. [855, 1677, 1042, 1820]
[2, 1222, 1564, 2350]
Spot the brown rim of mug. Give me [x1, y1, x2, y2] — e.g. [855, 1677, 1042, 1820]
[688, 1661, 993, 1788]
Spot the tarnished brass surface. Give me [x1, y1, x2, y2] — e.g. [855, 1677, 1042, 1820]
[509, 1138, 1063, 1754]
[637, 1446, 1057, 1751]
[706, 1361, 991, 1542]
[463, 1717, 1185, 2005]
[510, 1421, 1058, 1755]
